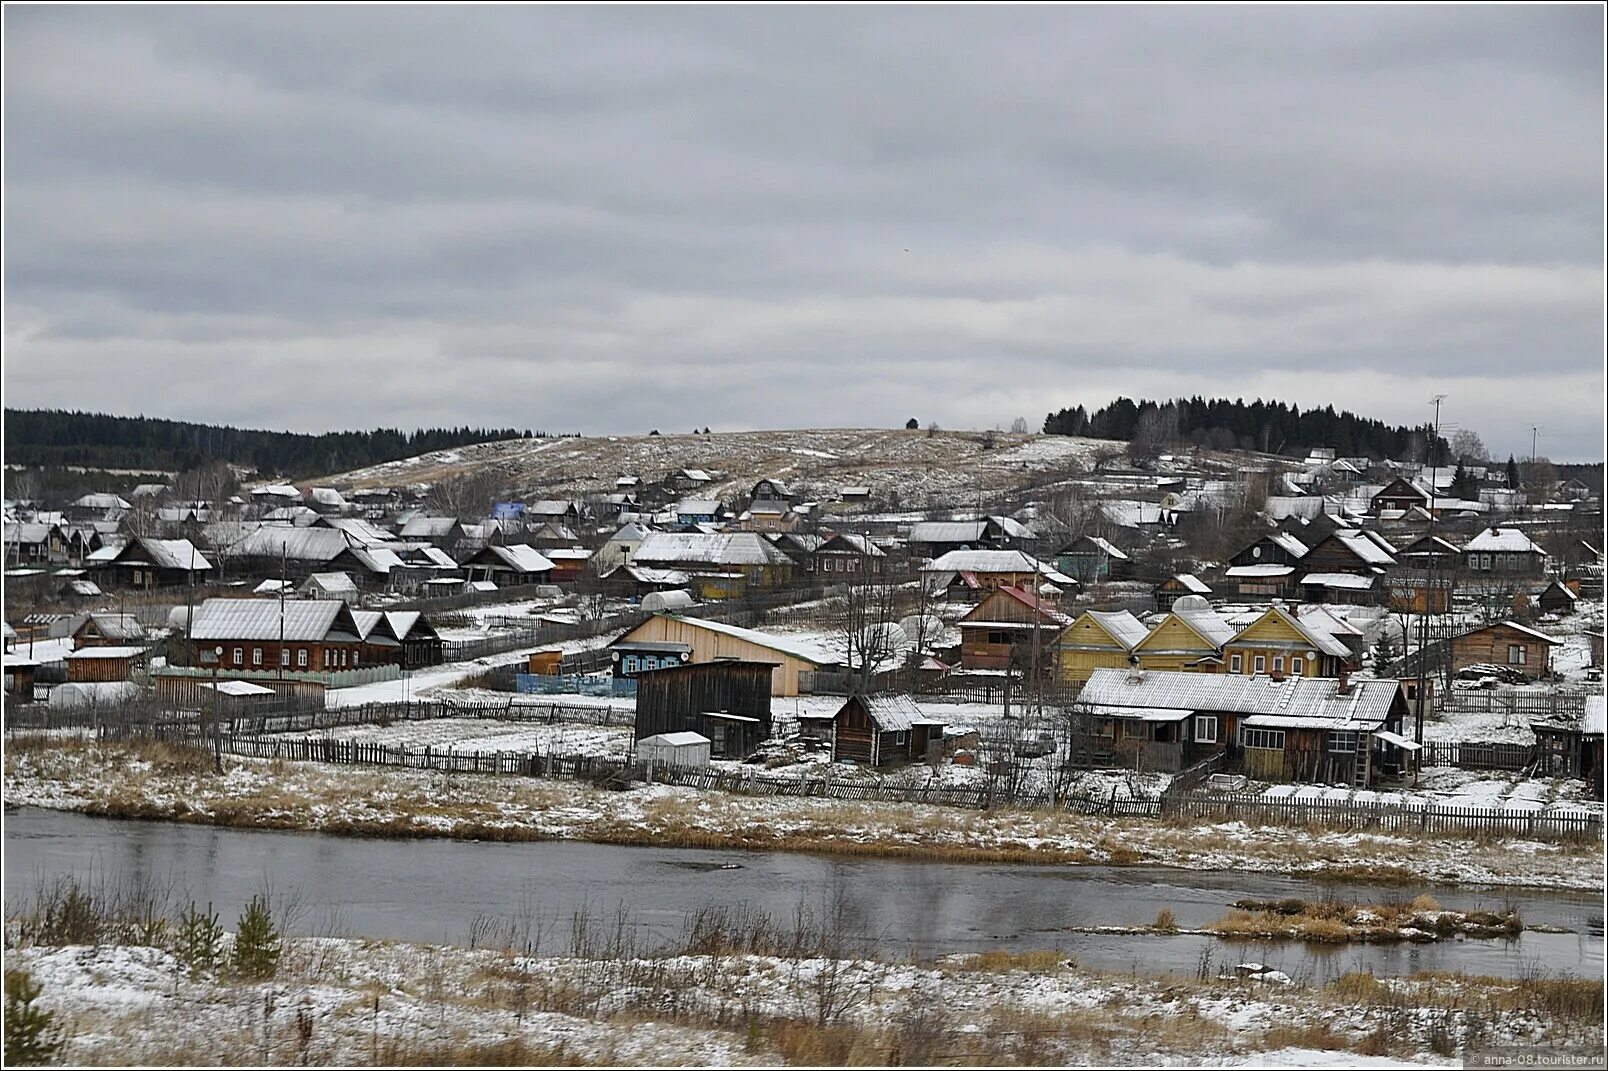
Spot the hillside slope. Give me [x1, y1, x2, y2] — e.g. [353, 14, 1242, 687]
[331, 428, 1133, 511]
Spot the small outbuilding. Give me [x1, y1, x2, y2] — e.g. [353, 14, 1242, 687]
[635, 731, 712, 770]
[633, 659, 775, 759]
[829, 694, 946, 767]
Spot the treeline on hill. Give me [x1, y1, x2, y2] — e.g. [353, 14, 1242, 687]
[1043, 396, 1444, 459]
[3, 409, 547, 477]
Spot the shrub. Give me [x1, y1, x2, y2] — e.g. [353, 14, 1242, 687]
[1154, 909, 1178, 932]
[230, 895, 281, 981]
[4, 969, 65, 1066]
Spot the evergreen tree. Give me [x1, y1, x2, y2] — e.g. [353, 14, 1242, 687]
[1450, 462, 1478, 500]
[1506, 455, 1521, 489]
[230, 895, 281, 981]
[1372, 632, 1397, 671]
[4, 970, 64, 1066]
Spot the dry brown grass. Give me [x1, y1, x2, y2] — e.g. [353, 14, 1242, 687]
[959, 949, 1072, 974]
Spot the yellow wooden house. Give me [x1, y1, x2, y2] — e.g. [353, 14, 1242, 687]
[1056, 609, 1150, 685]
[1131, 603, 1236, 672]
[1221, 605, 1352, 678]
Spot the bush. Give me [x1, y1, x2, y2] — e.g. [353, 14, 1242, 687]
[4, 969, 65, 1066]
[1154, 909, 1178, 932]
[230, 895, 281, 981]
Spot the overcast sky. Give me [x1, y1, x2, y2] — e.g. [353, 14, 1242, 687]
[4, 6, 1603, 459]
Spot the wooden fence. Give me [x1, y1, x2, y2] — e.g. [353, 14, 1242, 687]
[1419, 740, 1536, 771]
[100, 726, 1602, 843]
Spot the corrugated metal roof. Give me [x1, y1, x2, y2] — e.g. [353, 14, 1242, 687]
[1173, 573, 1211, 593]
[909, 520, 987, 544]
[1080, 609, 1150, 650]
[635, 532, 793, 567]
[483, 544, 556, 573]
[923, 549, 1039, 574]
[1170, 607, 1237, 648]
[231, 527, 355, 562]
[399, 516, 461, 538]
[190, 598, 350, 642]
[1080, 668, 1398, 729]
[642, 613, 834, 665]
[304, 571, 358, 593]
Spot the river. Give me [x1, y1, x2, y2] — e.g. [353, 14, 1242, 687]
[4, 808, 1601, 984]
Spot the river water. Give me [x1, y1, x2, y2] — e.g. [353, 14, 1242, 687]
[4, 808, 1601, 984]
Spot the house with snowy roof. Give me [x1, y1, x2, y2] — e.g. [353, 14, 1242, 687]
[1056, 608, 1150, 685]
[956, 585, 1074, 673]
[1462, 527, 1549, 578]
[1449, 620, 1560, 681]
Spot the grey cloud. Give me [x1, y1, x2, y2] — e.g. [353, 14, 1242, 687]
[2, 5, 1602, 460]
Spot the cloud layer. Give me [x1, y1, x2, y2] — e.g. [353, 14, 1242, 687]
[3, 7, 1602, 458]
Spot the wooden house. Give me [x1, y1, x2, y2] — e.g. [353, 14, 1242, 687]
[632, 532, 796, 596]
[183, 598, 381, 674]
[1054, 535, 1132, 584]
[65, 645, 148, 683]
[71, 613, 149, 649]
[1370, 478, 1430, 514]
[1537, 580, 1579, 616]
[1462, 527, 1549, 578]
[3, 522, 65, 565]
[812, 534, 886, 578]
[1222, 605, 1352, 678]
[632, 659, 774, 759]
[460, 543, 555, 586]
[609, 613, 836, 696]
[1531, 697, 1604, 798]
[1076, 668, 1411, 783]
[1056, 609, 1150, 686]
[908, 516, 1032, 558]
[1449, 620, 1560, 680]
[828, 694, 945, 767]
[956, 586, 1073, 673]
[1154, 573, 1211, 612]
[4, 653, 38, 698]
[920, 549, 1061, 600]
[1299, 529, 1396, 577]
[1133, 598, 1234, 672]
[95, 537, 213, 588]
[299, 571, 359, 603]
[384, 611, 443, 669]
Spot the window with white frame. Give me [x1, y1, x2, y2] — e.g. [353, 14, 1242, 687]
[1229, 653, 1243, 673]
[233, 648, 243, 666]
[297, 650, 308, 668]
[1195, 715, 1218, 744]
[252, 648, 262, 666]
[1253, 655, 1266, 674]
[1328, 731, 1358, 752]
[281, 649, 290, 667]
[1290, 657, 1303, 676]
[1273, 655, 1285, 674]
[1243, 728, 1285, 751]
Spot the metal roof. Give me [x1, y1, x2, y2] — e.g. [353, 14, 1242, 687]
[230, 527, 356, 562]
[909, 520, 987, 544]
[190, 598, 353, 642]
[1080, 668, 1399, 730]
[1076, 609, 1150, 650]
[1464, 527, 1545, 553]
[635, 531, 793, 567]
[923, 549, 1040, 574]
[479, 544, 556, 573]
[639, 614, 835, 665]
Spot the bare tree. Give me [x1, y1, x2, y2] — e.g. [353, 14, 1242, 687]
[1450, 429, 1488, 464]
[1010, 416, 1030, 434]
[840, 545, 899, 693]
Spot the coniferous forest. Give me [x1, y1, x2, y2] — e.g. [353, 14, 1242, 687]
[1043, 396, 1443, 459]
[2, 409, 544, 477]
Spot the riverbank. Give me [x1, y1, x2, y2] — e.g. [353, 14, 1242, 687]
[4, 737, 1602, 889]
[7, 930, 1602, 1066]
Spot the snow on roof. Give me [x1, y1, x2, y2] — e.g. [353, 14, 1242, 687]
[324, 518, 395, 546]
[1079, 609, 1150, 650]
[65, 645, 148, 659]
[349, 547, 406, 575]
[923, 549, 1040, 574]
[303, 571, 358, 593]
[1168, 606, 1238, 648]
[640, 731, 710, 748]
[1300, 573, 1376, 590]
[1172, 573, 1212, 594]
[253, 579, 295, 594]
[190, 598, 353, 642]
[1462, 620, 1561, 645]
[73, 493, 131, 510]
[252, 484, 302, 499]
[673, 500, 724, 515]
[635, 531, 794, 567]
[850, 694, 931, 731]
[1332, 528, 1396, 565]
[1464, 527, 1545, 554]
[399, 516, 461, 538]
[1225, 564, 1294, 577]
[909, 520, 987, 544]
[1269, 532, 1309, 558]
[81, 613, 147, 640]
[1584, 696, 1604, 736]
[230, 526, 356, 562]
[121, 538, 213, 572]
[1080, 668, 1398, 730]
[310, 487, 347, 506]
[650, 614, 835, 665]
[482, 544, 556, 573]
[200, 680, 278, 697]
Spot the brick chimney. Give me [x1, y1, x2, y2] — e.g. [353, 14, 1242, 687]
[1337, 665, 1353, 696]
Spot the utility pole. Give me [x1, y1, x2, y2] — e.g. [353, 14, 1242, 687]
[1413, 395, 1446, 777]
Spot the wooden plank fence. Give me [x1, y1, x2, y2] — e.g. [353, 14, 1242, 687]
[1419, 740, 1535, 771]
[105, 726, 1602, 843]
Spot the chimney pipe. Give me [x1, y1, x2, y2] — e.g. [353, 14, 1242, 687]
[1337, 665, 1353, 696]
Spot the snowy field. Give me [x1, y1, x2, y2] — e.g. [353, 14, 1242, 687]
[14, 933, 1586, 1067]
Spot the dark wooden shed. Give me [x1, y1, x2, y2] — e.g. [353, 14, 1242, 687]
[829, 694, 944, 767]
[633, 659, 775, 759]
